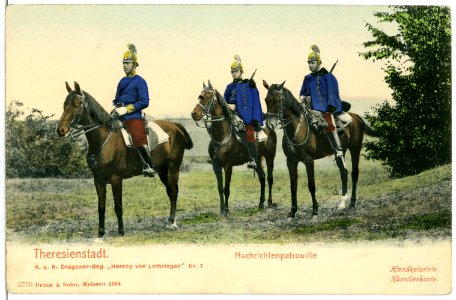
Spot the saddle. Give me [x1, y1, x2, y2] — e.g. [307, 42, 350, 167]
[306, 108, 352, 135]
[230, 112, 268, 143]
[115, 117, 169, 151]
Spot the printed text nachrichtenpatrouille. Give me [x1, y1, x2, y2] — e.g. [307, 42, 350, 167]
[235, 251, 317, 260]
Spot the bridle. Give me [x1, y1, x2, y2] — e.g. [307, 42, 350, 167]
[66, 92, 104, 138]
[265, 88, 311, 146]
[194, 89, 233, 146]
[63, 91, 114, 168]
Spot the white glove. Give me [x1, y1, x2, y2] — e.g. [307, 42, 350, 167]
[228, 104, 236, 111]
[111, 106, 128, 118]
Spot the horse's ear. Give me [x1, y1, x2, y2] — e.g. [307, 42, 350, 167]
[263, 80, 269, 90]
[65, 82, 72, 93]
[208, 80, 213, 90]
[203, 82, 207, 89]
[278, 80, 286, 90]
[74, 81, 82, 95]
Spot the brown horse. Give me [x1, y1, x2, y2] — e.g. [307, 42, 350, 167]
[191, 81, 277, 215]
[57, 82, 193, 236]
[262, 80, 376, 218]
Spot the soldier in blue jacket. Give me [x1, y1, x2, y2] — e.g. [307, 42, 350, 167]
[224, 55, 264, 169]
[111, 44, 156, 177]
[299, 45, 347, 171]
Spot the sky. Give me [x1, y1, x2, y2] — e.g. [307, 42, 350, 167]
[5, 3, 401, 119]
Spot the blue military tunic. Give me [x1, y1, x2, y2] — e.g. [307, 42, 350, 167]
[113, 75, 149, 120]
[299, 68, 343, 114]
[224, 79, 264, 126]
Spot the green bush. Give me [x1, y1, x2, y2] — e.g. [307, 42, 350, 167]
[5, 101, 91, 178]
[360, 6, 451, 177]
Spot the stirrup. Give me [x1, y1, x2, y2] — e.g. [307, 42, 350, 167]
[247, 159, 256, 169]
[142, 165, 156, 177]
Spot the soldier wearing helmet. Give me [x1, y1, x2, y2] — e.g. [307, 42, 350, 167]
[111, 44, 157, 177]
[224, 54, 264, 169]
[299, 45, 347, 171]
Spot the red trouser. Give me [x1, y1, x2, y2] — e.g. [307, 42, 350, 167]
[244, 124, 255, 142]
[124, 119, 147, 148]
[322, 112, 336, 133]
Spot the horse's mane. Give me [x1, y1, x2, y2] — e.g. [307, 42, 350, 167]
[214, 89, 231, 118]
[282, 87, 303, 116]
[66, 90, 112, 124]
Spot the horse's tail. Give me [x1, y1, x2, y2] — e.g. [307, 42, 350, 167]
[350, 113, 379, 137]
[174, 123, 194, 150]
[361, 117, 379, 137]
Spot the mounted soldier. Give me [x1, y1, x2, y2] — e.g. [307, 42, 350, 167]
[110, 44, 157, 177]
[299, 45, 348, 171]
[224, 55, 265, 169]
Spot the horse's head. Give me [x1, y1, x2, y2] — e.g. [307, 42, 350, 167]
[57, 81, 88, 137]
[263, 80, 286, 129]
[191, 80, 217, 121]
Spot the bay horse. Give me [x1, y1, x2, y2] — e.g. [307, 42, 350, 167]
[262, 80, 376, 218]
[191, 81, 277, 215]
[57, 82, 193, 236]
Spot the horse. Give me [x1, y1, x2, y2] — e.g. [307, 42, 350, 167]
[262, 80, 377, 218]
[57, 82, 193, 236]
[191, 81, 277, 215]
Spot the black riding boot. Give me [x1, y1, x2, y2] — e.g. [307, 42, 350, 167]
[138, 146, 157, 177]
[245, 141, 259, 169]
[326, 130, 347, 170]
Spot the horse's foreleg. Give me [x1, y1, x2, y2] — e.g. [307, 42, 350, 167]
[304, 159, 318, 216]
[94, 176, 107, 237]
[287, 158, 299, 218]
[265, 157, 276, 208]
[223, 165, 233, 215]
[212, 161, 225, 215]
[335, 154, 349, 210]
[111, 176, 124, 236]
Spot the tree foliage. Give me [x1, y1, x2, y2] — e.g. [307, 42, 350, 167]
[360, 6, 451, 177]
[6, 101, 91, 178]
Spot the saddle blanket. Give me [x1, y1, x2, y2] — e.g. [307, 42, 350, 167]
[147, 121, 169, 151]
[121, 120, 169, 151]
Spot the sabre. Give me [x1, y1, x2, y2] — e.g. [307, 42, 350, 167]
[250, 68, 257, 80]
[329, 60, 339, 73]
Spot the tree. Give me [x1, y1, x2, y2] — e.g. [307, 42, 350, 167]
[5, 101, 91, 178]
[360, 6, 451, 177]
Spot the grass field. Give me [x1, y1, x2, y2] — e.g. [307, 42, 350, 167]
[5, 155, 451, 245]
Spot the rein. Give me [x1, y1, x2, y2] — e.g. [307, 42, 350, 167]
[66, 92, 114, 160]
[267, 92, 311, 147]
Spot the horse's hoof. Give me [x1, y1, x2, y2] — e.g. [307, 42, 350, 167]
[337, 195, 349, 210]
[98, 231, 105, 238]
[166, 222, 178, 230]
[258, 203, 265, 209]
[118, 230, 125, 236]
[268, 203, 278, 209]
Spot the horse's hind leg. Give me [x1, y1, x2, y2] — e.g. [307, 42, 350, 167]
[348, 145, 361, 209]
[158, 166, 179, 229]
[94, 176, 107, 237]
[111, 176, 125, 236]
[256, 157, 267, 209]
